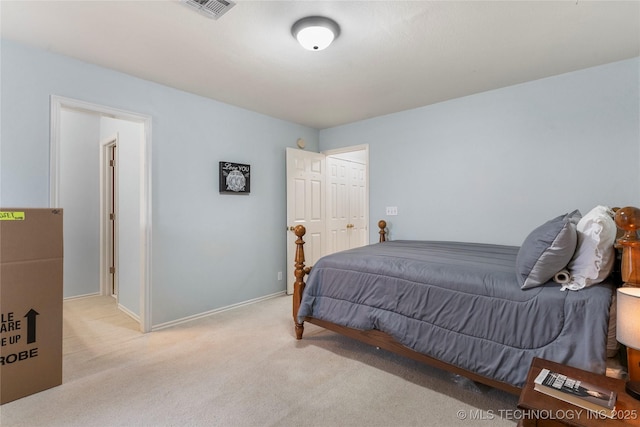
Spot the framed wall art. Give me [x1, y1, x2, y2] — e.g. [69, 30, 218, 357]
[219, 161, 251, 194]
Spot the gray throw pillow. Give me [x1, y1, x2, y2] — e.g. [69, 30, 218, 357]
[516, 211, 579, 289]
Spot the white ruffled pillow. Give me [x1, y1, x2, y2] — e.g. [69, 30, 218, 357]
[563, 206, 616, 291]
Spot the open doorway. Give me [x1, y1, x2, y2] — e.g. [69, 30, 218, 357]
[50, 96, 152, 332]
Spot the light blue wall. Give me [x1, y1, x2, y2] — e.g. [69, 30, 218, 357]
[320, 58, 640, 246]
[59, 109, 101, 298]
[3, 38, 638, 326]
[0, 39, 319, 326]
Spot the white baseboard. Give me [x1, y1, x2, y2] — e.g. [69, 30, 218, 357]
[63, 292, 101, 301]
[118, 303, 141, 323]
[151, 291, 286, 331]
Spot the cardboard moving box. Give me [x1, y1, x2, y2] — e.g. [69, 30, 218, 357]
[0, 208, 63, 404]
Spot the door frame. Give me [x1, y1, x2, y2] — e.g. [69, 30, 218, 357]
[50, 95, 153, 333]
[323, 144, 369, 160]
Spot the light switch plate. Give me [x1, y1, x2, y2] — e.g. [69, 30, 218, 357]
[386, 206, 398, 216]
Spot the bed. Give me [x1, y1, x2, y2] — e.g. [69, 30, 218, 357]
[292, 206, 625, 395]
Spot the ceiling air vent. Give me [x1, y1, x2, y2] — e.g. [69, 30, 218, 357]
[181, 0, 236, 20]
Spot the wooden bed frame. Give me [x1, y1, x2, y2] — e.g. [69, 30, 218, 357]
[291, 219, 523, 395]
[292, 209, 635, 396]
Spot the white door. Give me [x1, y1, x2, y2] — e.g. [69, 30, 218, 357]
[348, 160, 368, 248]
[286, 148, 326, 294]
[326, 157, 350, 253]
[326, 157, 368, 254]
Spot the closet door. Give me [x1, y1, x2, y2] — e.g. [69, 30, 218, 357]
[326, 157, 349, 254]
[326, 157, 368, 255]
[348, 161, 368, 249]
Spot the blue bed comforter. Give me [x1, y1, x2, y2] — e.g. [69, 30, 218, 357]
[297, 240, 614, 388]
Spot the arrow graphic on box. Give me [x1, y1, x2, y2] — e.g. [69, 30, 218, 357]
[24, 309, 39, 344]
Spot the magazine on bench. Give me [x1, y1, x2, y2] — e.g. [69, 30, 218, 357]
[534, 368, 617, 418]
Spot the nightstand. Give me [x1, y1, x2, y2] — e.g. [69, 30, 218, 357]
[517, 357, 640, 426]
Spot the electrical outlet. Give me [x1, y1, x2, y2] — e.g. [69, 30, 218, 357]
[386, 206, 398, 216]
[277, 271, 283, 281]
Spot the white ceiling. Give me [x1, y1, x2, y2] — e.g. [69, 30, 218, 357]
[1, 1, 639, 129]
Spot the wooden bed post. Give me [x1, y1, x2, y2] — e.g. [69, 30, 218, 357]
[615, 207, 640, 386]
[292, 225, 310, 340]
[378, 220, 387, 242]
[294, 220, 387, 340]
[615, 206, 640, 285]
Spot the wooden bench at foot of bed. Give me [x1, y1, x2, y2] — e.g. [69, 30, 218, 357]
[291, 220, 522, 396]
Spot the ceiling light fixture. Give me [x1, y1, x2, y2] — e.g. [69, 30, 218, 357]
[291, 16, 340, 51]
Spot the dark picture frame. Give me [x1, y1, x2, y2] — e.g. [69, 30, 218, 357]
[219, 161, 251, 194]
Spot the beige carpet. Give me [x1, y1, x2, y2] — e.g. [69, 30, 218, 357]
[0, 295, 519, 426]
